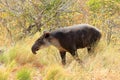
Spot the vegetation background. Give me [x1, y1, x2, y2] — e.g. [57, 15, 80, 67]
[0, 0, 120, 80]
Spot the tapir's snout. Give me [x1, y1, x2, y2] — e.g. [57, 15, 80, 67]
[31, 44, 39, 54]
[31, 32, 51, 54]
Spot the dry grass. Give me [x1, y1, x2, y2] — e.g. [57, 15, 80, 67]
[0, 33, 120, 80]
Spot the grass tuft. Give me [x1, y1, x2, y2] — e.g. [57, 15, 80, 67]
[16, 67, 32, 80]
[43, 64, 72, 80]
[0, 67, 9, 80]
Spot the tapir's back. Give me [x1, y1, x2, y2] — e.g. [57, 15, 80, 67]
[50, 24, 101, 50]
[52, 24, 99, 33]
[51, 24, 101, 39]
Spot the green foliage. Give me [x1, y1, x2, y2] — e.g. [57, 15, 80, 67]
[44, 0, 61, 11]
[87, 0, 120, 14]
[8, 48, 17, 62]
[87, 0, 102, 12]
[87, 0, 120, 44]
[0, 0, 79, 45]
[0, 48, 17, 65]
[17, 68, 32, 80]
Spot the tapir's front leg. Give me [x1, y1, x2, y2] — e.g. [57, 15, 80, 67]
[70, 50, 83, 64]
[60, 51, 66, 65]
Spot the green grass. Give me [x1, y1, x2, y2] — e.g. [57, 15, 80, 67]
[16, 68, 32, 80]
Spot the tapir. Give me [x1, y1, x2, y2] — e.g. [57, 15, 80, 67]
[31, 24, 101, 65]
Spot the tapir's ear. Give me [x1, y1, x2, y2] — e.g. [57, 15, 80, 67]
[43, 30, 48, 34]
[44, 32, 50, 38]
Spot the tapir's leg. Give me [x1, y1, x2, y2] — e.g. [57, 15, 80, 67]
[87, 47, 92, 54]
[87, 45, 96, 56]
[60, 51, 66, 65]
[87, 41, 99, 56]
[70, 50, 83, 64]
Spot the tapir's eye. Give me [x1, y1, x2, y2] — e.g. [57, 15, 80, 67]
[38, 36, 44, 41]
[44, 33, 50, 38]
[36, 38, 43, 43]
[37, 38, 41, 41]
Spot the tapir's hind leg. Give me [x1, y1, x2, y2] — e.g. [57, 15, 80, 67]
[87, 41, 99, 56]
[87, 47, 94, 55]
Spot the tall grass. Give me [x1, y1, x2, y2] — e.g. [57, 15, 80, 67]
[0, 69, 9, 80]
[0, 34, 120, 80]
[16, 68, 32, 80]
[0, 60, 16, 80]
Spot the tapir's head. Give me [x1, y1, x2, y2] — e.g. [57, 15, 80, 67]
[31, 32, 51, 54]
